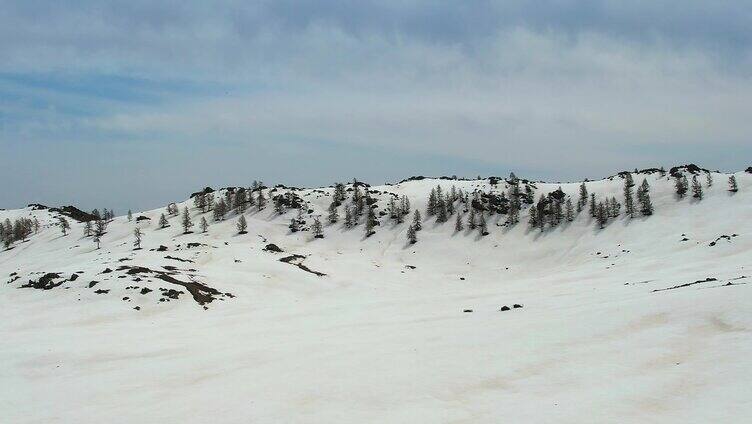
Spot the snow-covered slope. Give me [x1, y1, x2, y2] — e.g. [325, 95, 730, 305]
[2, 168, 751, 423]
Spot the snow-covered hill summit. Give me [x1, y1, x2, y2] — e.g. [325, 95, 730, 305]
[2, 165, 751, 423]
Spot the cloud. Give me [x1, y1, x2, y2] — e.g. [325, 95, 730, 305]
[0, 1, 750, 211]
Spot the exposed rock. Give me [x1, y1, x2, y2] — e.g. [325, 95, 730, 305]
[189, 187, 215, 198]
[263, 243, 284, 253]
[20, 273, 63, 290]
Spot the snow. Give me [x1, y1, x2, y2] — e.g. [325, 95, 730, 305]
[1, 170, 751, 423]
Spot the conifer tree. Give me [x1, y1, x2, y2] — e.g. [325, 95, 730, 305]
[214, 199, 227, 221]
[274, 196, 285, 215]
[365, 208, 377, 237]
[468, 208, 477, 229]
[436, 193, 448, 223]
[127, 210, 133, 222]
[257, 190, 266, 210]
[427, 188, 437, 216]
[158, 213, 169, 229]
[706, 173, 713, 187]
[400, 195, 411, 216]
[328, 201, 339, 223]
[578, 183, 588, 212]
[407, 224, 417, 244]
[565, 198, 574, 222]
[235, 188, 247, 213]
[552, 198, 563, 226]
[609, 197, 621, 218]
[133, 227, 142, 249]
[455, 212, 463, 232]
[445, 193, 455, 216]
[355, 192, 365, 217]
[412, 210, 422, 231]
[236, 214, 248, 234]
[692, 175, 703, 200]
[536, 195, 546, 232]
[478, 213, 489, 236]
[311, 217, 324, 238]
[181, 207, 193, 233]
[596, 202, 608, 229]
[675, 175, 688, 198]
[205, 193, 215, 211]
[344, 205, 354, 228]
[528, 205, 538, 229]
[637, 179, 654, 216]
[624, 176, 635, 217]
[728, 175, 738, 193]
[200, 216, 209, 233]
[58, 216, 70, 236]
[84, 220, 93, 236]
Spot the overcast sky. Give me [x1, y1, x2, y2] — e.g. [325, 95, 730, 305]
[1, 1, 751, 213]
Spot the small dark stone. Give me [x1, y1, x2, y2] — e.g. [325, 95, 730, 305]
[463, 309, 473, 313]
[94, 289, 109, 294]
[513, 304, 523, 309]
[156, 245, 168, 252]
[264, 243, 284, 253]
[500, 306, 510, 311]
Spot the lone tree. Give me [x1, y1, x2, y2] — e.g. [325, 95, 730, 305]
[181, 207, 193, 233]
[692, 175, 703, 200]
[468, 208, 477, 229]
[236, 214, 248, 234]
[58, 216, 70, 236]
[478, 213, 489, 236]
[577, 182, 588, 213]
[200, 217, 209, 233]
[412, 210, 422, 231]
[407, 224, 417, 244]
[636, 179, 654, 216]
[624, 174, 635, 217]
[311, 217, 324, 238]
[328, 201, 339, 223]
[133, 227, 143, 249]
[455, 212, 463, 232]
[158, 213, 169, 229]
[706, 173, 713, 187]
[127, 210, 133, 222]
[365, 208, 377, 237]
[728, 175, 738, 193]
[84, 220, 93, 236]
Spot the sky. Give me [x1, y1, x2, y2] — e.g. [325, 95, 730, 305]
[1, 1, 751, 213]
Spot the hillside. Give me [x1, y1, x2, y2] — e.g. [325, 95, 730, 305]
[2, 166, 751, 423]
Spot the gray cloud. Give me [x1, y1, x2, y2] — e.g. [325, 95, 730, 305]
[1, 1, 751, 212]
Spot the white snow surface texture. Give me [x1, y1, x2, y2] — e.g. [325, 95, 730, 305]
[1, 169, 751, 423]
